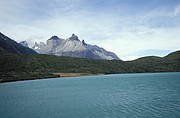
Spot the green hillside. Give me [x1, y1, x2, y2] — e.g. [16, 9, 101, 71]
[0, 50, 180, 82]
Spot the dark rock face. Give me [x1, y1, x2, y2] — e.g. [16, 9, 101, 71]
[32, 34, 120, 60]
[82, 40, 87, 45]
[68, 34, 80, 41]
[49, 36, 59, 40]
[47, 36, 63, 47]
[0, 32, 37, 54]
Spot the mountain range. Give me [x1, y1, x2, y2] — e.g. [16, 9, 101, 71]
[0, 32, 37, 54]
[0, 32, 180, 82]
[0, 32, 120, 60]
[32, 34, 120, 60]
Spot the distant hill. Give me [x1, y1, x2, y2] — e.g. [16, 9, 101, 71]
[0, 50, 179, 82]
[32, 34, 120, 60]
[0, 32, 37, 54]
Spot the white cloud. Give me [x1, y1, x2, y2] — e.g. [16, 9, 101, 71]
[98, 27, 180, 60]
[174, 4, 180, 16]
[122, 56, 142, 61]
[138, 31, 148, 35]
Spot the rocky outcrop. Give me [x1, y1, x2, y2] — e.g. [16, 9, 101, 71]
[47, 36, 62, 46]
[68, 33, 80, 41]
[32, 34, 120, 60]
[32, 42, 46, 50]
[19, 41, 29, 47]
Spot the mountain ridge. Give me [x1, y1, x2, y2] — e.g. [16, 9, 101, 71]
[32, 34, 120, 60]
[19, 41, 29, 47]
[0, 32, 37, 54]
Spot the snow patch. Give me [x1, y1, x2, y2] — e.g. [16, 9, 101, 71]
[35, 46, 39, 49]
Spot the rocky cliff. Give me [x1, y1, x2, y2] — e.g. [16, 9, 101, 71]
[32, 34, 120, 60]
[19, 41, 29, 47]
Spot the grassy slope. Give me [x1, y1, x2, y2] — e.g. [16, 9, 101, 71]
[0, 50, 180, 82]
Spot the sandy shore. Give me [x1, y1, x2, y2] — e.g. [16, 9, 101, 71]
[53, 73, 104, 77]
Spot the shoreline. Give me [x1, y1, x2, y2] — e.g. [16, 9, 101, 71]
[53, 73, 104, 77]
[1, 72, 179, 83]
[0, 73, 104, 83]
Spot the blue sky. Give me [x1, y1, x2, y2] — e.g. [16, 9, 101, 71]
[0, 0, 180, 60]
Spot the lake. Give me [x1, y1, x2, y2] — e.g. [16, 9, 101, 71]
[0, 72, 180, 118]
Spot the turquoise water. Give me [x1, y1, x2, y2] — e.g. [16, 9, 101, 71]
[0, 72, 180, 118]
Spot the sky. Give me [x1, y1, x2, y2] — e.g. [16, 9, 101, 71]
[0, 0, 180, 60]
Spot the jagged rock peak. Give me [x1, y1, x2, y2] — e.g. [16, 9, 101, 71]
[49, 36, 59, 40]
[19, 41, 29, 47]
[35, 42, 39, 46]
[82, 40, 87, 45]
[32, 42, 40, 50]
[39, 42, 46, 47]
[32, 42, 46, 50]
[72, 33, 75, 37]
[68, 33, 80, 41]
[47, 36, 61, 46]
